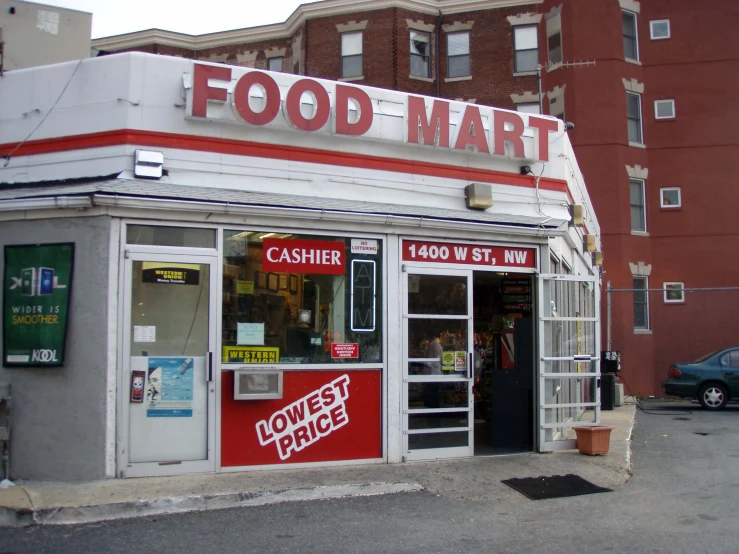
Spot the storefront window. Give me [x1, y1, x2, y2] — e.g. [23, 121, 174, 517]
[222, 231, 383, 365]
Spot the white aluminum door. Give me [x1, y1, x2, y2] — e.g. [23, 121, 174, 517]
[402, 267, 474, 461]
[538, 273, 600, 451]
[121, 252, 218, 476]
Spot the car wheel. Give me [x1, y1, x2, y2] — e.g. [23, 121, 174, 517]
[698, 383, 728, 410]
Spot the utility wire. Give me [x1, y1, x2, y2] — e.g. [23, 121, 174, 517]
[2, 59, 83, 168]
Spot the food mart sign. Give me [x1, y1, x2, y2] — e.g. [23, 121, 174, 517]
[186, 63, 559, 163]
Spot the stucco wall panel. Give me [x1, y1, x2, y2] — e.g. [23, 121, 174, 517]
[0, 216, 112, 481]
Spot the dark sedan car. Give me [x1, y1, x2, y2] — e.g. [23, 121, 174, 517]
[663, 348, 739, 410]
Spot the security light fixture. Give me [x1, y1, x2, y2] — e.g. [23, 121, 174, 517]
[568, 204, 584, 227]
[465, 183, 493, 210]
[133, 150, 164, 179]
[584, 234, 597, 252]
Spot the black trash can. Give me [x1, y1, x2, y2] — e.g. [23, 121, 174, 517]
[600, 373, 616, 411]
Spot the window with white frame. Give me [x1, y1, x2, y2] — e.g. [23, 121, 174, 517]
[547, 31, 562, 65]
[622, 10, 638, 61]
[663, 282, 685, 303]
[268, 57, 283, 72]
[633, 276, 649, 329]
[627, 92, 643, 144]
[650, 19, 670, 40]
[516, 103, 541, 114]
[660, 187, 681, 208]
[341, 31, 363, 78]
[514, 25, 538, 73]
[630, 179, 646, 232]
[447, 32, 470, 78]
[410, 30, 431, 78]
[654, 99, 675, 119]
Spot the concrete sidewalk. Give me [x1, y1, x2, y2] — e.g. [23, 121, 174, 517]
[0, 403, 636, 527]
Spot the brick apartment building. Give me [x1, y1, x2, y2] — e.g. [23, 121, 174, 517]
[93, 0, 739, 398]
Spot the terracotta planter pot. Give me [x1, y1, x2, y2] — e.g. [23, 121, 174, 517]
[574, 426, 615, 455]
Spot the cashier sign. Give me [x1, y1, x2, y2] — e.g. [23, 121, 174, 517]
[262, 238, 345, 275]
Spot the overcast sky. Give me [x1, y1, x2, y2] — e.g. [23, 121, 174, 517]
[36, 0, 324, 38]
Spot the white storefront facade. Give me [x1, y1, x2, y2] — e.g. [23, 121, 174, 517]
[0, 53, 602, 481]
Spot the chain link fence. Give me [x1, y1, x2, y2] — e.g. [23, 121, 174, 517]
[606, 285, 739, 397]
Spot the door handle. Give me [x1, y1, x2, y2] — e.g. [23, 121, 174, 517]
[468, 353, 472, 380]
[208, 352, 213, 382]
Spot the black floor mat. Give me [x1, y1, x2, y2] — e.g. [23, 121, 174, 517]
[502, 474, 613, 500]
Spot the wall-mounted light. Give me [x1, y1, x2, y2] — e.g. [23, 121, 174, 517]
[134, 150, 164, 179]
[568, 204, 584, 227]
[593, 251, 603, 266]
[465, 183, 493, 210]
[584, 234, 597, 252]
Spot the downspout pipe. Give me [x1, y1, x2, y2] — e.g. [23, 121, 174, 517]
[436, 11, 441, 98]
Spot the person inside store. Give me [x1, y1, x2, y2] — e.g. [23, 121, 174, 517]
[423, 334, 443, 410]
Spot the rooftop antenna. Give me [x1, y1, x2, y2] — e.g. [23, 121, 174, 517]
[536, 60, 596, 116]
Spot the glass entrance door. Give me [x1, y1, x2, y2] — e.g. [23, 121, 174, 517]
[403, 268, 473, 460]
[122, 253, 218, 476]
[538, 273, 600, 451]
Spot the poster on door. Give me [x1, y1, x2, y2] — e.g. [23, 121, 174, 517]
[146, 357, 195, 417]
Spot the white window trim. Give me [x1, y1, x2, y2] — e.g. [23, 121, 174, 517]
[516, 102, 541, 114]
[654, 99, 675, 120]
[660, 187, 681, 208]
[340, 30, 363, 80]
[626, 91, 643, 145]
[663, 282, 685, 304]
[650, 19, 671, 40]
[633, 276, 650, 330]
[514, 24, 539, 74]
[630, 178, 647, 234]
[447, 30, 471, 79]
[622, 10, 639, 63]
[410, 29, 432, 79]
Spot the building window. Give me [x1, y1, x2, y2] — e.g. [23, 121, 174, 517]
[341, 31, 363, 78]
[654, 99, 675, 119]
[630, 179, 646, 233]
[622, 11, 638, 61]
[514, 25, 538, 73]
[516, 103, 541, 114]
[650, 19, 670, 40]
[663, 282, 685, 303]
[447, 32, 470, 78]
[633, 276, 649, 329]
[660, 187, 681, 208]
[410, 30, 431, 78]
[547, 31, 562, 65]
[626, 92, 643, 144]
[268, 57, 283, 72]
[222, 230, 383, 365]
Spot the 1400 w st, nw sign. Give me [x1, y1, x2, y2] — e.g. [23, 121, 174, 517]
[186, 63, 559, 163]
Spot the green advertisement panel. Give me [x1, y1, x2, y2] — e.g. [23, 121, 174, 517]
[3, 243, 75, 367]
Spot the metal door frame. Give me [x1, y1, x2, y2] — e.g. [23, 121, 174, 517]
[119, 250, 219, 477]
[537, 273, 600, 452]
[402, 266, 474, 461]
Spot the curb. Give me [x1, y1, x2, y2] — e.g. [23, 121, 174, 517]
[1, 482, 424, 527]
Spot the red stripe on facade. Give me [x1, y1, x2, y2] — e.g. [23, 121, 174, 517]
[0, 129, 570, 193]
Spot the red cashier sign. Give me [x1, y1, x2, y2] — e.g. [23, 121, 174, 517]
[262, 238, 345, 275]
[403, 240, 537, 269]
